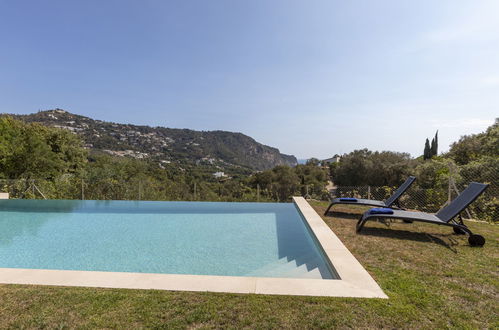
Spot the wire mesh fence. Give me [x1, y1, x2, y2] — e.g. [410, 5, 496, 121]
[332, 185, 450, 213]
[0, 178, 266, 203]
[1, 162, 497, 222]
[453, 164, 498, 223]
[331, 167, 498, 222]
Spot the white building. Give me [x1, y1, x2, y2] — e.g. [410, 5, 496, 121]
[322, 155, 341, 164]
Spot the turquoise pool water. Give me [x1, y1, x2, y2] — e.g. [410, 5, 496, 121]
[0, 200, 335, 279]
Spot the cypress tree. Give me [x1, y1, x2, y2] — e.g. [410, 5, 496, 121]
[424, 138, 431, 160]
[431, 130, 438, 157]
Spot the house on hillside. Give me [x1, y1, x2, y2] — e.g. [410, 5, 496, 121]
[213, 171, 227, 178]
[322, 155, 341, 164]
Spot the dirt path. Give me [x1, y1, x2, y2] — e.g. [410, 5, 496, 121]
[326, 180, 335, 192]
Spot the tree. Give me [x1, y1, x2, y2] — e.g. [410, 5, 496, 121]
[423, 131, 438, 160]
[330, 149, 412, 186]
[249, 170, 274, 190]
[294, 162, 328, 196]
[414, 158, 452, 189]
[270, 166, 300, 201]
[430, 131, 438, 157]
[447, 119, 498, 165]
[0, 117, 87, 179]
[423, 138, 431, 160]
[305, 158, 320, 166]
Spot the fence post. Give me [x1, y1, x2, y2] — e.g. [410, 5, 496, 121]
[257, 184, 260, 202]
[81, 179, 85, 201]
[367, 186, 371, 199]
[447, 164, 453, 204]
[31, 180, 47, 199]
[194, 182, 197, 200]
[138, 181, 142, 200]
[304, 185, 311, 200]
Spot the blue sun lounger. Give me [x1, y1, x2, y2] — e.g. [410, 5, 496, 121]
[324, 176, 416, 215]
[356, 182, 489, 246]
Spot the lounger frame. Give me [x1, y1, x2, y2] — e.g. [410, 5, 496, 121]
[356, 182, 489, 246]
[324, 176, 416, 215]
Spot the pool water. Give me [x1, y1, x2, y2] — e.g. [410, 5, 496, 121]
[0, 200, 335, 279]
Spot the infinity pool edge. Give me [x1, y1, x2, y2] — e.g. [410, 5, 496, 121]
[0, 197, 387, 298]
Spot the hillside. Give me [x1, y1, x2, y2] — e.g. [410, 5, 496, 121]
[6, 109, 297, 171]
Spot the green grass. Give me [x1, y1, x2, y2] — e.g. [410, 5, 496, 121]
[1, 201, 498, 328]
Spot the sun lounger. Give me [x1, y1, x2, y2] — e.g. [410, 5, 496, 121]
[324, 176, 416, 215]
[356, 182, 489, 246]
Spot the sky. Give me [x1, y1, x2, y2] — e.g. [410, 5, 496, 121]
[0, 0, 497, 159]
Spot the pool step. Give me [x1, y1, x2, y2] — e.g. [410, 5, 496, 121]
[247, 256, 323, 279]
[298, 266, 322, 279]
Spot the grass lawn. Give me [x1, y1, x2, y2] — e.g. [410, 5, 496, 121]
[0, 201, 497, 328]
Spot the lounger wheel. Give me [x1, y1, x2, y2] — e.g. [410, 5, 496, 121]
[453, 227, 466, 235]
[468, 234, 485, 247]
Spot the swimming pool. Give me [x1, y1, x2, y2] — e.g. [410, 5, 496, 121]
[0, 199, 334, 279]
[0, 197, 387, 297]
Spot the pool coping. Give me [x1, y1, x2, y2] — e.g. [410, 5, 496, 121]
[0, 197, 387, 298]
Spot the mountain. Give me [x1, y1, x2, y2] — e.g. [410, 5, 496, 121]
[7, 109, 297, 171]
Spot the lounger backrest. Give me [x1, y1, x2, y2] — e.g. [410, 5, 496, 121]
[384, 176, 416, 207]
[435, 182, 489, 222]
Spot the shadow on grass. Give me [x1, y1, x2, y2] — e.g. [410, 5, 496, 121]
[358, 226, 459, 252]
[327, 211, 363, 220]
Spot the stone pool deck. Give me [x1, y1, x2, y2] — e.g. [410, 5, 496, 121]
[0, 197, 387, 298]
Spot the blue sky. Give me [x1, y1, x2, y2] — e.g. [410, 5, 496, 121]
[0, 0, 497, 159]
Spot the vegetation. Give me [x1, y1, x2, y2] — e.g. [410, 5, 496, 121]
[329, 149, 413, 186]
[247, 160, 329, 201]
[0, 117, 87, 179]
[0, 114, 497, 327]
[0, 202, 497, 328]
[423, 131, 439, 160]
[1, 115, 497, 220]
[448, 119, 498, 165]
[329, 120, 497, 222]
[7, 109, 297, 171]
[0, 116, 327, 202]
